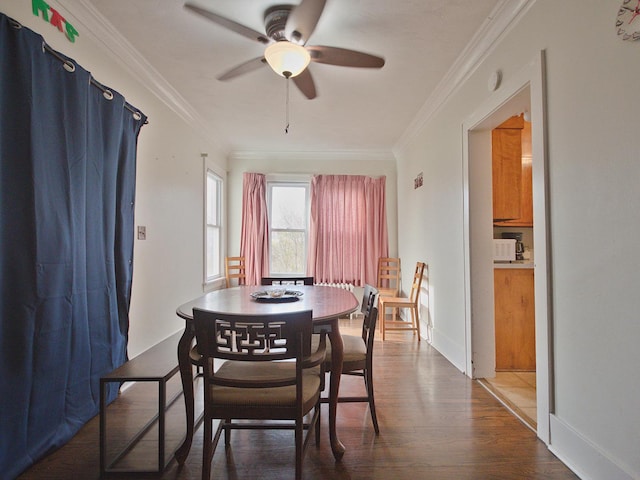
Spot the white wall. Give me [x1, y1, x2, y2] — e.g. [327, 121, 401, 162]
[0, 1, 228, 358]
[395, 0, 640, 478]
[226, 151, 398, 261]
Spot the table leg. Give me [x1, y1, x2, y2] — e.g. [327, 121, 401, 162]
[174, 324, 195, 464]
[328, 319, 346, 460]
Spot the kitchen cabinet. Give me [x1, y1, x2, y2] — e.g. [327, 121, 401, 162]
[492, 124, 522, 221]
[494, 268, 535, 371]
[494, 120, 533, 227]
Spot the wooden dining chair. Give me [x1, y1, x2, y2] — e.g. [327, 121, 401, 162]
[377, 257, 401, 329]
[192, 309, 326, 480]
[378, 262, 426, 341]
[314, 285, 380, 435]
[224, 256, 245, 288]
[261, 276, 314, 286]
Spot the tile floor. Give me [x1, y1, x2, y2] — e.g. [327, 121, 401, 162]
[478, 371, 537, 430]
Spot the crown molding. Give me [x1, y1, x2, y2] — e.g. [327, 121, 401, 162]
[230, 150, 395, 163]
[56, 0, 226, 155]
[393, 0, 534, 157]
[54, 0, 533, 161]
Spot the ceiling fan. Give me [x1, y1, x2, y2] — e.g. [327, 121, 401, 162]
[184, 0, 385, 99]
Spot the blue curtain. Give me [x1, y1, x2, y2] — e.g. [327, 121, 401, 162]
[0, 13, 146, 478]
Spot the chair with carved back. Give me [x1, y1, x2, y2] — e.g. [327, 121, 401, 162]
[314, 284, 380, 435]
[378, 262, 426, 341]
[224, 256, 246, 288]
[192, 308, 326, 480]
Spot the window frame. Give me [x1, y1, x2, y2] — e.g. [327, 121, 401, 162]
[266, 175, 311, 276]
[203, 157, 226, 289]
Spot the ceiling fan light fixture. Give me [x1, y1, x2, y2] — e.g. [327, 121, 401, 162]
[264, 41, 310, 78]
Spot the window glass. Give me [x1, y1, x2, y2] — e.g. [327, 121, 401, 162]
[268, 182, 309, 275]
[271, 185, 306, 229]
[205, 168, 223, 283]
[206, 174, 218, 225]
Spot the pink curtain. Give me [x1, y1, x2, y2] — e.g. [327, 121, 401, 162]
[240, 173, 269, 285]
[308, 175, 389, 287]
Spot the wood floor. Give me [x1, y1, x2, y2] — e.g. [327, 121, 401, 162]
[479, 372, 537, 430]
[18, 319, 579, 480]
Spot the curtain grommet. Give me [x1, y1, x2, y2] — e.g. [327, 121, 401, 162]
[132, 111, 142, 121]
[9, 19, 22, 29]
[63, 61, 75, 73]
[103, 89, 114, 101]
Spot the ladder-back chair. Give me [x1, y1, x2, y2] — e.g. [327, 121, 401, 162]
[224, 256, 246, 288]
[378, 262, 427, 341]
[377, 257, 401, 329]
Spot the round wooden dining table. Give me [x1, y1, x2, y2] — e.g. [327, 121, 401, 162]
[174, 284, 359, 463]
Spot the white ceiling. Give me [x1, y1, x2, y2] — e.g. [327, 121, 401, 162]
[78, 0, 507, 155]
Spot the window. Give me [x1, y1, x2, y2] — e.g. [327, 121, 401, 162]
[205, 164, 224, 285]
[267, 180, 310, 275]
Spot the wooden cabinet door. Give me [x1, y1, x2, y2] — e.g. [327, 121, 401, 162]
[494, 268, 535, 371]
[494, 121, 533, 227]
[492, 127, 522, 221]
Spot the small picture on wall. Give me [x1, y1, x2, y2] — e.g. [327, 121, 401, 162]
[414, 172, 423, 189]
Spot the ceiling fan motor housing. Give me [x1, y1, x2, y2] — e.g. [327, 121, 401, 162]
[264, 5, 295, 42]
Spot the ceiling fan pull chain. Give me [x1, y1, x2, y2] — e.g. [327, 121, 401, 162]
[285, 75, 290, 134]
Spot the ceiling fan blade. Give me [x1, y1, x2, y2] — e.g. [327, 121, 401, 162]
[217, 57, 267, 81]
[307, 45, 385, 68]
[184, 2, 270, 44]
[292, 69, 317, 99]
[285, 0, 326, 44]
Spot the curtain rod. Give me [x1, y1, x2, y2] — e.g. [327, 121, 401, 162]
[42, 42, 148, 124]
[47, 42, 149, 123]
[9, 17, 148, 124]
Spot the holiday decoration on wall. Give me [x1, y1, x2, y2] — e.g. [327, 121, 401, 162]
[32, 0, 78, 42]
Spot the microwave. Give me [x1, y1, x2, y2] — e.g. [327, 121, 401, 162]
[493, 239, 516, 262]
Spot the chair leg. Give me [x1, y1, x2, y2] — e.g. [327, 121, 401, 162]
[365, 367, 380, 434]
[224, 418, 231, 446]
[411, 307, 421, 341]
[202, 416, 213, 480]
[380, 302, 386, 341]
[315, 402, 321, 446]
[295, 418, 303, 480]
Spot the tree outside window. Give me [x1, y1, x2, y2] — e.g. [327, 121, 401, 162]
[268, 182, 309, 275]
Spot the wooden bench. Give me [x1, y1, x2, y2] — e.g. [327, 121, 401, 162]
[100, 331, 183, 475]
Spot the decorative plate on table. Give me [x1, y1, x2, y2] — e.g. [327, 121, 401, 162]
[250, 290, 303, 303]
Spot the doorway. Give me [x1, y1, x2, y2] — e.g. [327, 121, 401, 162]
[462, 52, 552, 444]
[483, 112, 536, 429]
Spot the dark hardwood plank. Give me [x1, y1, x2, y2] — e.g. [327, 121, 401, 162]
[18, 319, 578, 480]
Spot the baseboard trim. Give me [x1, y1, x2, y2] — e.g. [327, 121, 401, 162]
[430, 327, 466, 374]
[549, 414, 635, 480]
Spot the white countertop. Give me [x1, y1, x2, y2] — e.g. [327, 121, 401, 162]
[494, 261, 534, 269]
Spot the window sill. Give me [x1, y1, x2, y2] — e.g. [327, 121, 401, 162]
[203, 277, 226, 292]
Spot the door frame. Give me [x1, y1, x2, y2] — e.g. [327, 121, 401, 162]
[461, 51, 552, 444]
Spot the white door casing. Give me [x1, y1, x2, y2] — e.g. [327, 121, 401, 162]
[462, 51, 551, 444]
